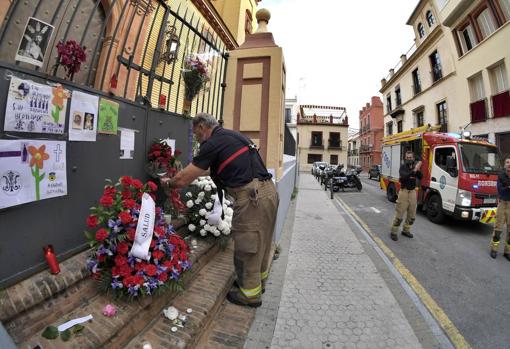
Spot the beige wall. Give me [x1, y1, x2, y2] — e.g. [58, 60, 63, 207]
[298, 124, 348, 171]
[210, 0, 258, 44]
[381, 25, 461, 133]
[440, 1, 510, 142]
[223, 36, 286, 179]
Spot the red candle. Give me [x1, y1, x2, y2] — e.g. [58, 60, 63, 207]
[159, 94, 167, 109]
[43, 245, 60, 274]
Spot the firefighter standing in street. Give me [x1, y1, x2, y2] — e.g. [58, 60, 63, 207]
[390, 151, 422, 241]
[162, 113, 279, 307]
[490, 155, 510, 260]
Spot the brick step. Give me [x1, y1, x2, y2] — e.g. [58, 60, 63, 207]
[124, 245, 235, 349]
[192, 301, 256, 349]
[15, 237, 220, 349]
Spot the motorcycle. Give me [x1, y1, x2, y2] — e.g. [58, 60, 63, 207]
[330, 165, 362, 193]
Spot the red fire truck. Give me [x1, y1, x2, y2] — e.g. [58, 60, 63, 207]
[380, 125, 499, 224]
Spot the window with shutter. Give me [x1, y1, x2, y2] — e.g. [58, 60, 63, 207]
[476, 8, 497, 39]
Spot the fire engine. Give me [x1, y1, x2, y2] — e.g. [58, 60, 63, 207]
[380, 125, 499, 224]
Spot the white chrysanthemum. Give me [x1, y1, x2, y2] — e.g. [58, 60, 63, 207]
[186, 200, 194, 208]
[198, 191, 205, 198]
[200, 229, 207, 236]
[205, 176, 211, 181]
[195, 199, 202, 205]
[223, 228, 231, 235]
[218, 221, 229, 231]
[186, 192, 193, 198]
[188, 224, 196, 232]
[204, 224, 211, 231]
[213, 230, 220, 237]
[199, 209, 207, 216]
[225, 207, 234, 216]
[224, 200, 231, 206]
[191, 179, 199, 185]
[200, 219, 206, 226]
[204, 184, 212, 192]
[211, 194, 217, 200]
[205, 202, 213, 209]
[211, 182, 217, 189]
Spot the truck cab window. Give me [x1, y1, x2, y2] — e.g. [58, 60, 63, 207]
[434, 147, 456, 173]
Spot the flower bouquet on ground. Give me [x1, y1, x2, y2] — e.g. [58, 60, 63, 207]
[146, 139, 186, 220]
[182, 53, 211, 101]
[85, 176, 191, 299]
[185, 176, 233, 249]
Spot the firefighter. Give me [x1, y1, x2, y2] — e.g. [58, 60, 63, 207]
[390, 151, 422, 241]
[162, 113, 278, 307]
[490, 155, 510, 260]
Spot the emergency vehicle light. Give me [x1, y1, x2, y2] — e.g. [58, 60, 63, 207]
[462, 130, 472, 139]
[472, 184, 479, 190]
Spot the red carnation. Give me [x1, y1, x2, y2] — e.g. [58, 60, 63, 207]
[119, 264, 132, 277]
[112, 266, 121, 277]
[98, 254, 106, 263]
[158, 272, 168, 282]
[134, 275, 145, 286]
[120, 176, 133, 187]
[175, 149, 182, 157]
[87, 215, 98, 228]
[123, 276, 135, 287]
[144, 264, 157, 276]
[153, 150, 161, 157]
[131, 179, 143, 189]
[147, 181, 158, 192]
[135, 262, 146, 271]
[150, 240, 156, 249]
[127, 228, 136, 241]
[121, 190, 132, 200]
[162, 260, 173, 269]
[119, 211, 132, 225]
[99, 195, 114, 207]
[117, 242, 129, 255]
[154, 226, 164, 237]
[95, 228, 108, 241]
[103, 186, 116, 196]
[152, 250, 164, 260]
[114, 255, 128, 266]
[122, 198, 136, 209]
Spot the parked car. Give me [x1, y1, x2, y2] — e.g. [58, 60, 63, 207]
[368, 165, 381, 180]
[312, 161, 328, 177]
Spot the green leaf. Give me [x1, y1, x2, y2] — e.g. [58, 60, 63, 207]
[84, 230, 94, 241]
[40, 172, 46, 181]
[60, 329, 71, 342]
[42, 326, 59, 340]
[71, 324, 84, 334]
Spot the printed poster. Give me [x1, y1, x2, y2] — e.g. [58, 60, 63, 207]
[15, 17, 54, 67]
[69, 90, 99, 141]
[119, 128, 135, 159]
[4, 77, 69, 134]
[98, 98, 119, 135]
[0, 139, 67, 209]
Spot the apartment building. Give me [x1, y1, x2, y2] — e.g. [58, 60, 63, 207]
[297, 105, 349, 171]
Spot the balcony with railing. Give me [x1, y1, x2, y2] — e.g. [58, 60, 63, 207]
[298, 114, 347, 125]
[492, 90, 510, 118]
[328, 140, 343, 150]
[309, 139, 324, 149]
[359, 144, 373, 153]
[470, 98, 487, 123]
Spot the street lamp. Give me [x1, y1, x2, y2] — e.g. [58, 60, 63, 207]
[160, 25, 180, 64]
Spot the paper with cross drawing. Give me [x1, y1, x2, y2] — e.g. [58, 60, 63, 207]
[0, 139, 67, 209]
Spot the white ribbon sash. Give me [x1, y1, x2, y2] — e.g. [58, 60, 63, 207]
[130, 193, 156, 261]
[207, 193, 223, 226]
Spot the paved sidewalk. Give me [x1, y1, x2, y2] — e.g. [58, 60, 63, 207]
[269, 174, 423, 349]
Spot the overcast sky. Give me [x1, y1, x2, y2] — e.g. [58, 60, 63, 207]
[261, 0, 420, 130]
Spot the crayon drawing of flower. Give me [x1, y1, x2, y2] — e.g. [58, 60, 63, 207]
[51, 85, 67, 124]
[28, 144, 49, 200]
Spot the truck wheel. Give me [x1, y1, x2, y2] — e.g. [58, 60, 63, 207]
[387, 183, 397, 202]
[426, 194, 445, 224]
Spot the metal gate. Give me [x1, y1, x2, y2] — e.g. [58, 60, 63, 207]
[0, 0, 229, 287]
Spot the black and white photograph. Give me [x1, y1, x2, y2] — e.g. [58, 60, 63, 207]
[15, 17, 54, 67]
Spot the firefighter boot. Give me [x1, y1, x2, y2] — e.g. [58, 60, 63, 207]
[402, 218, 415, 238]
[227, 287, 262, 308]
[390, 218, 402, 241]
[490, 230, 502, 259]
[233, 279, 266, 294]
[504, 241, 510, 262]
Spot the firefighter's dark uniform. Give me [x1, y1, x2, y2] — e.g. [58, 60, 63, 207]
[192, 126, 279, 306]
[391, 162, 422, 240]
[490, 171, 510, 260]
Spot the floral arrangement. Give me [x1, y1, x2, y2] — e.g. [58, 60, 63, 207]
[85, 176, 191, 298]
[185, 176, 233, 247]
[182, 53, 211, 101]
[54, 39, 87, 79]
[146, 139, 186, 217]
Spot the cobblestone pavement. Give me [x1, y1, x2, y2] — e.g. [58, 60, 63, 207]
[269, 174, 423, 349]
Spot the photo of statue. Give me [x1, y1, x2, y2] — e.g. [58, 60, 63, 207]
[15, 17, 54, 67]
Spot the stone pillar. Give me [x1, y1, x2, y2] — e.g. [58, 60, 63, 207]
[222, 8, 285, 179]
